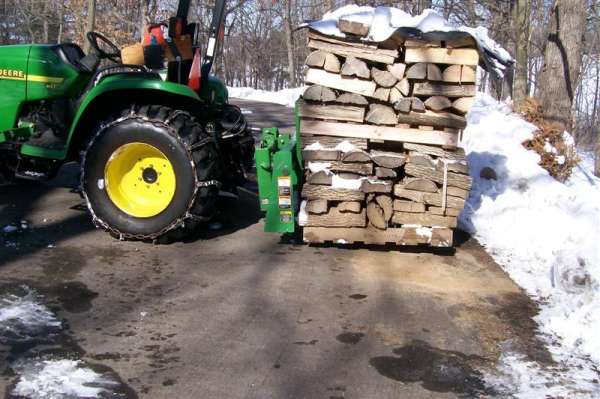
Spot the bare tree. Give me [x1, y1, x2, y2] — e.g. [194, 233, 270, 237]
[512, 0, 530, 104]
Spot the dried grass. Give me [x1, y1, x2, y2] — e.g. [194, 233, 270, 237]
[516, 98, 579, 182]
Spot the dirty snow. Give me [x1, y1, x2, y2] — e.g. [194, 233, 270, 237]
[460, 93, 600, 395]
[304, 140, 357, 153]
[12, 359, 117, 399]
[0, 288, 61, 342]
[306, 5, 512, 77]
[228, 86, 305, 108]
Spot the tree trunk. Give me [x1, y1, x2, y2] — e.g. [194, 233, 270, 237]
[84, 0, 96, 53]
[512, 0, 529, 104]
[139, 0, 148, 43]
[536, 0, 586, 131]
[283, 0, 297, 87]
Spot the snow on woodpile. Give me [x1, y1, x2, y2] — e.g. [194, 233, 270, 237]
[460, 93, 600, 395]
[305, 5, 513, 78]
[227, 86, 305, 108]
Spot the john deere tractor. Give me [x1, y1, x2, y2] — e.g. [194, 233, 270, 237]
[0, 0, 255, 240]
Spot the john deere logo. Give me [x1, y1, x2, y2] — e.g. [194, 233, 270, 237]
[0, 69, 25, 79]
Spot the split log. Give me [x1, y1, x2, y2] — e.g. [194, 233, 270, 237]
[424, 96, 452, 111]
[427, 64, 443, 81]
[396, 78, 410, 96]
[324, 54, 341, 73]
[407, 152, 436, 168]
[342, 149, 371, 163]
[405, 48, 479, 66]
[452, 97, 475, 115]
[307, 170, 333, 185]
[373, 88, 391, 102]
[303, 85, 337, 102]
[461, 66, 476, 82]
[413, 82, 476, 98]
[308, 30, 382, 50]
[305, 50, 329, 68]
[338, 18, 370, 36]
[375, 167, 397, 179]
[389, 87, 404, 104]
[306, 68, 376, 97]
[367, 201, 387, 229]
[411, 97, 426, 113]
[306, 200, 328, 214]
[301, 134, 368, 150]
[302, 184, 365, 201]
[300, 119, 459, 147]
[328, 161, 373, 175]
[403, 143, 466, 160]
[446, 186, 469, 199]
[375, 195, 394, 222]
[392, 211, 457, 228]
[372, 67, 398, 87]
[428, 206, 461, 217]
[302, 149, 341, 161]
[406, 62, 427, 79]
[405, 163, 473, 190]
[387, 63, 407, 80]
[442, 65, 462, 82]
[338, 201, 362, 213]
[337, 93, 369, 106]
[366, 104, 397, 125]
[393, 200, 426, 213]
[397, 110, 466, 129]
[298, 99, 365, 123]
[308, 39, 397, 64]
[403, 178, 438, 193]
[341, 56, 371, 79]
[361, 179, 393, 193]
[393, 188, 466, 209]
[437, 161, 469, 175]
[370, 150, 406, 168]
[307, 206, 367, 228]
[394, 98, 412, 113]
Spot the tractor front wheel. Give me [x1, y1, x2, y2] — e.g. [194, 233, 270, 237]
[81, 105, 221, 240]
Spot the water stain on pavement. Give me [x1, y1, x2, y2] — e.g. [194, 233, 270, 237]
[336, 332, 364, 345]
[42, 281, 98, 313]
[294, 339, 319, 346]
[41, 247, 87, 281]
[369, 340, 491, 396]
[348, 294, 367, 300]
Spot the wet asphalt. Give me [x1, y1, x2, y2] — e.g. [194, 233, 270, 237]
[0, 100, 548, 398]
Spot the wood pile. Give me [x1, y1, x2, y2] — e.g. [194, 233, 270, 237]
[299, 24, 477, 247]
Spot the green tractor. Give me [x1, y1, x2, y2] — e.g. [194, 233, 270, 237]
[0, 0, 255, 240]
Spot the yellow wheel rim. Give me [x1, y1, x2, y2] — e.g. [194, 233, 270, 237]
[104, 142, 176, 218]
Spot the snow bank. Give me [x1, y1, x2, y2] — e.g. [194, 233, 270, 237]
[460, 93, 600, 395]
[306, 5, 512, 77]
[228, 86, 305, 108]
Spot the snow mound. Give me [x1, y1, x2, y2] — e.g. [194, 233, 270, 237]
[306, 5, 512, 77]
[12, 359, 118, 399]
[460, 93, 600, 395]
[228, 86, 305, 108]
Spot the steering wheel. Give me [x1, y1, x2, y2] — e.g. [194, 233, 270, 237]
[87, 32, 121, 63]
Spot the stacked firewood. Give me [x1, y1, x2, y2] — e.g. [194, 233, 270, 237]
[299, 21, 476, 247]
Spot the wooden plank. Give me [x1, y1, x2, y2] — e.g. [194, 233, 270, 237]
[298, 99, 365, 123]
[308, 30, 389, 52]
[305, 68, 377, 97]
[413, 82, 476, 97]
[302, 226, 453, 247]
[300, 119, 459, 147]
[403, 143, 466, 160]
[308, 39, 397, 64]
[405, 48, 479, 66]
[306, 206, 366, 227]
[393, 200, 426, 213]
[302, 184, 365, 201]
[302, 149, 341, 161]
[301, 134, 368, 150]
[405, 163, 473, 190]
[392, 211, 457, 228]
[397, 110, 467, 129]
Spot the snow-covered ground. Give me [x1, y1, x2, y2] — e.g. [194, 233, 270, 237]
[228, 86, 304, 108]
[0, 286, 120, 398]
[461, 93, 600, 396]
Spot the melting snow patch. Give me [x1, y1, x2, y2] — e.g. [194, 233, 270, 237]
[307, 162, 332, 174]
[227, 86, 305, 108]
[12, 359, 118, 399]
[298, 200, 308, 227]
[332, 174, 365, 190]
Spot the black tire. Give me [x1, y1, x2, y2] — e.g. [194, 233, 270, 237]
[81, 105, 221, 240]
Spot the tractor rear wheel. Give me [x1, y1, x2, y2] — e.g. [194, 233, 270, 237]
[81, 105, 221, 240]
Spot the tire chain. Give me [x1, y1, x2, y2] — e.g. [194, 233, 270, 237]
[80, 108, 221, 241]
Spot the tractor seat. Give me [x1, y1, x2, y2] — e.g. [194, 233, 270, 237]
[53, 43, 98, 73]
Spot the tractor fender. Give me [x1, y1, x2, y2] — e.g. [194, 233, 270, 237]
[66, 76, 205, 160]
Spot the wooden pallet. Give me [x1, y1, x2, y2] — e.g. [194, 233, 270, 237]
[303, 226, 453, 247]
